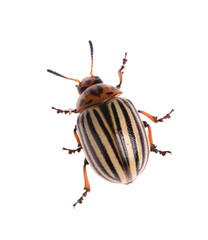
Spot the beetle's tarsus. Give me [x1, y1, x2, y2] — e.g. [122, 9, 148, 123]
[52, 106, 76, 115]
[151, 144, 172, 156]
[73, 190, 90, 208]
[139, 109, 174, 123]
[73, 160, 90, 208]
[157, 109, 174, 122]
[62, 146, 82, 154]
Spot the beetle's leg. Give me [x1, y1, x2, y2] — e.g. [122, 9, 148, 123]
[52, 106, 77, 115]
[73, 159, 91, 208]
[63, 147, 82, 154]
[116, 53, 128, 89]
[63, 126, 82, 154]
[138, 109, 174, 123]
[73, 125, 81, 146]
[143, 121, 171, 156]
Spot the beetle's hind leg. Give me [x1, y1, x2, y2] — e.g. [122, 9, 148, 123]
[143, 121, 171, 156]
[63, 126, 82, 154]
[73, 159, 91, 208]
[61, 126, 90, 207]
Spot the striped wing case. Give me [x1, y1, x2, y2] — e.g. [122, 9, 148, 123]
[77, 97, 150, 184]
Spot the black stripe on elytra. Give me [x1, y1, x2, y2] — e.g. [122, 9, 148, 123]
[117, 99, 139, 174]
[99, 101, 114, 132]
[77, 110, 115, 182]
[127, 99, 149, 171]
[111, 101, 132, 182]
[122, 99, 149, 173]
[93, 109, 125, 173]
[99, 101, 130, 179]
[86, 111, 121, 182]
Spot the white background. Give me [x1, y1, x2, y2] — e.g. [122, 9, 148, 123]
[1, 0, 208, 239]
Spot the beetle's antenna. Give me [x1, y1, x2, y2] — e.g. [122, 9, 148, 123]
[47, 69, 81, 84]
[89, 40, 94, 76]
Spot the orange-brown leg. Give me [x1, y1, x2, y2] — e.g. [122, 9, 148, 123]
[73, 159, 91, 208]
[63, 126, 82, 154]
[139, 109, 174, 123]
[143, 121, 171, 156]
[52, 106, 77, 114]
[116, 53, 128, 89]
[60, 126, 90, 207]
[61, 126, 90, 207]
[52, 106, 80, 153]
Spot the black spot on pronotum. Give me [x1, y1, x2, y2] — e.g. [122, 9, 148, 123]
[79, 99, 84, 107]
[97, 85, 103, 95]
[90, 89, 99, 96]
[89, 86, 103, 97]
[86, 99, 93, 104]
[106, 91, 113, 95]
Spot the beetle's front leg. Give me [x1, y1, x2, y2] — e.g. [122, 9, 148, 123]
[73, 159, 91, 208]
[116, 53, 128, 89]
[63, 126, 82, 154]
[143, 121, 171, 156]
[52, 106, 77, 115]
[138, 109, 174, 123]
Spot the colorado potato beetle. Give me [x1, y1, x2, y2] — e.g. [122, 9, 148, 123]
[47, 41, 174, 207]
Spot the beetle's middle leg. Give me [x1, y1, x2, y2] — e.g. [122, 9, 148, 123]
[63, 125, 82, 154]
[143, 121, 171, 156]
[138, 109, 174, 123]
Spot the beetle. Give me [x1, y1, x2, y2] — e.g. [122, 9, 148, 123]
[47, 41, 174, 207]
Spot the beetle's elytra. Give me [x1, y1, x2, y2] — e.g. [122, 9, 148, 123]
[47, 41, 174, 207]
[77, 97, 149, 184]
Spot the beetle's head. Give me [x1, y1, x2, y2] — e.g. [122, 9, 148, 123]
[47, 41, 104, 95]
[76, 76, 103, 94]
